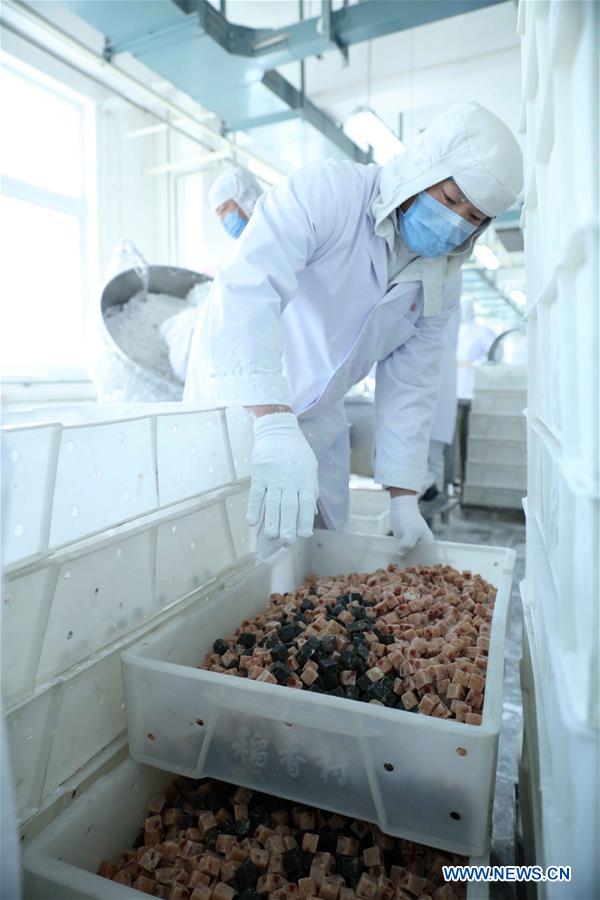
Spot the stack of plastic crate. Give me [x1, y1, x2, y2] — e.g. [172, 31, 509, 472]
[1, 405, 256, 829]
[518, 1, 599, 898]
[1, 405, 519, 899]
[462, 365, 527, 510]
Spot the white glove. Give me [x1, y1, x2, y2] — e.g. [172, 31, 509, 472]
[247, 413, 318, 544]
[390, 494, 434, 556]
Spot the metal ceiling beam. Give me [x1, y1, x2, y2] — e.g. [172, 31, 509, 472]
[191, 0, 508, 68]
[56, 0, 509, 171]
[250, 70, 371, 163]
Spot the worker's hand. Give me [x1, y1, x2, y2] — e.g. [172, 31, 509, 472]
[247, 413, 318, 544]
[390, 494, 434, 556]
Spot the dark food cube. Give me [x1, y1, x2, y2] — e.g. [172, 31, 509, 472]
[330, 686, 345, 698]
[238, 632, 257, 649]
[383, 848, 404, 870]
[236, 818, 253, 839]
[265, 634, 279, 649]
[204, 830, 218, 850]
[347, 620, 368, 635]
[318, 657, 338, 674]
[236, 859, 259, 889]
[357, 674, 372, 693]
[296, 649, 312, 668]
[367, 682, 387, 701]
[339, 649, 357, 670]
[282, 847, 305, 879]
[341, 857, 364, 887]
[351, 607, 368, 621]
[179, 815, 197, 829]
[322, 671, 340, 691]
[345, 685, 361, 701]
[319, 636, 335, 656]
[318, 831, 338, 854]
[238, 892, 261, 900]
[249, 804, 267, 826]
[279, 623, 301, 644]
[270, 662, 293, 684]
[213, 638, 230, 655]
[355, 659, 369, 677]
[355, 642, 370, 660]
[350, 592, 363, 602]
[380, 634, 395, 645]
[381, 677, 395, 694]
[270, 644, 289, 663]
[308, 587, 318, 596]
[133, 830, 145, 849]
[382, 691, 397, 708]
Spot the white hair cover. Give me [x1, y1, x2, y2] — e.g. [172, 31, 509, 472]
[209, 166, 263, 217]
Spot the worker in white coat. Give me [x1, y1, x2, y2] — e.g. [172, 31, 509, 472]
[209, 166, 262, 238]
[184, 102, 522, 554]
[160, 167, 263, 381]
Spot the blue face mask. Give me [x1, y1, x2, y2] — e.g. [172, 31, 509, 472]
[400, 190, 477, 258]
[222, 209, 248, 239]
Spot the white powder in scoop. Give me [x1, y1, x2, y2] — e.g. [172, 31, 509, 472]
[104, 283, 211, 383]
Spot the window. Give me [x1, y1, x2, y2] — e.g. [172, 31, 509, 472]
[0, 54, 97, 378]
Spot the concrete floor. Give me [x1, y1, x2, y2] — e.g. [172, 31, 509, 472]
[432, 504, 526, 899]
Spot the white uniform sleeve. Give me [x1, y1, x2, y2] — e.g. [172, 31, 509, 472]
[186, 161, 347, 407]
[373, 271, 462, 491]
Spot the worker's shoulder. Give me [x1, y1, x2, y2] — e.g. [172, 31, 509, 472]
[290, 158, 379, 197]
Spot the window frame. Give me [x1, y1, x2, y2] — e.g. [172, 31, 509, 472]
[1, 52, 98, 383]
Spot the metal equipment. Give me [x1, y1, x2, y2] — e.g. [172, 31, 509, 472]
[90, 265, 210, 402]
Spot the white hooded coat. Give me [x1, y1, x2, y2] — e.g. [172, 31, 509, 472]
[184, 102, 522, 528]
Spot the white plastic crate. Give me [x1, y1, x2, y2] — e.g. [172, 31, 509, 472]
[461, 485, 524, 511]
[465, 461, 527, 491]
[225, 406, 253, 480]
[520, 584, 599, 900]
[467, 438, 527, 468]
[1, 406, 241, 570]
[520, 0, 599, 889]
[3, 481, 250, 821]
[526, 421, 599, 685]
[344, 488, 391, 536]
[2, 488, 244, 708]
[1, 425, 60, 566]
[155, 410, 233, 506]
[122, 530, 516, 856]
[468, 414, 526, 443]
[22, 758, 490, 900]
[526, 228, 599, 474]
[48, 417, 159, 549]
[470, 390, 526, 417]
[524, 507, 597, 728]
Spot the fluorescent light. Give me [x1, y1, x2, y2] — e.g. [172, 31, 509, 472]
[344, 109, 405, 164]
[474, 244, 501, 270]
[510, 289, 526, 305]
